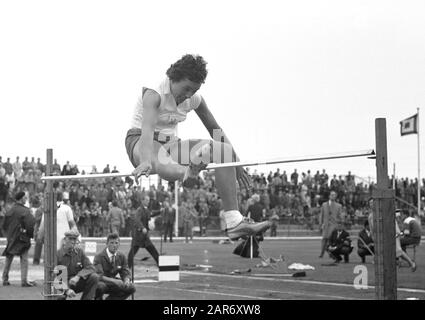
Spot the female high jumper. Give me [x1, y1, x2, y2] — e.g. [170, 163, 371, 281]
[125, 54, 271, 240]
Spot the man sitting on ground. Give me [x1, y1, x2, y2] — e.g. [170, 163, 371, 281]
[57, 230, 99, 300]
[327, 221, 353, 263]
[94, 233, 135, 300]
[357, 220, 374, 263]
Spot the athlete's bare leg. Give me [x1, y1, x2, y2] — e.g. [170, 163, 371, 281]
[132, 138, 271, 239]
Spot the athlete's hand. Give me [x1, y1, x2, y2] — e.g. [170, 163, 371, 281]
[132, 162, 152, 180]
[236, 166, 252, 191]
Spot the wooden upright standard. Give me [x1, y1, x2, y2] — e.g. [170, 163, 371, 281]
[44, 149, 57, 299]
[373, 118, 397, 300]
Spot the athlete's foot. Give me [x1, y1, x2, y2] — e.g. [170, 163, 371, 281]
[226, 219, 272, 241]
[182, 162, 207, 188]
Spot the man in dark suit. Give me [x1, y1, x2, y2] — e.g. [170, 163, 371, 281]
[127, 195, 160, 268]
[357, 220, 374, 263]
[327, 221, 353, 263]
[94, 233, 135, 300]
[2, 191, 36, 287]
[162, 199, 175, 242]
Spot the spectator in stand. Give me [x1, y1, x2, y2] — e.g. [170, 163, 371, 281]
[269, 208, 280, 237]
[5, 171, 15, 196]
[290, 169, 299, 188]
[319, 191, 342, 258]
[32, 196, 44, 265]
[320, 169, 329, 186]
[79, 189, 93, 209]
[22, 157, 31, 173]
[91, 201, 102, 237]
[281, 170, 288, 185]
[148, 192, 162, 219]
[111, 166, 119, 173]
[114, 185, 127, 209]
[12, 156, 23, 182]
[197, 197, 209, 236]
[162, 199, 176, 242]
[178, 200, 187, 237]
[52, 159, 61, 175]
[70, 165, 79, 175]
[330, 174, 339, 191]
[247, 194, 266, 222]
[90, 166, 98, 174]
[69, 184, 79, 206]
[29, 157, 36, 171]
[327, 220, 353, 263]
[61, 161, 73, 176]
[183, 201, 198, 243]
[0, 164, 6, 179]
[103, 164, 111, 174]
[3, 158, 13, 176]
[125, 199, 137, 237]
[357, 220, 374, 263]
[36, 158, 45, 174]
[398, 209, 422, 252]
[107, 201, 125, 235]
[0, 177, 8, 203]
[314, 170, 321, 186]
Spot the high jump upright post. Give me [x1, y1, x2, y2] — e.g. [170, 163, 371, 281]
[44, 148, 58, 299]
[373, 118, 397, 300]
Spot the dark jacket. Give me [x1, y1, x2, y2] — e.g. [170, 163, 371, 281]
[132, 205, 152, 248]
[162, 207, 176, 225]
[2, 203, 35, 256]
[247, 202, 265, 222]
[57, 246, 96, 280]
[93, 248, 131, 282]
[357, 229, 374, 249]
[329, 229, 352, 249]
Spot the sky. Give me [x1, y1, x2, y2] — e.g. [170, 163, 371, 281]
[1, 0, 425, 185]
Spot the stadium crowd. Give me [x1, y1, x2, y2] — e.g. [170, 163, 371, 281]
[0, 156, 424, 238]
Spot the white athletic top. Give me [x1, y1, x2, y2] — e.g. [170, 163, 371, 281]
[131, 77, 202, 135]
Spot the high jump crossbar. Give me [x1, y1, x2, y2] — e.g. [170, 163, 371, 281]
[40, 149, 375, 181]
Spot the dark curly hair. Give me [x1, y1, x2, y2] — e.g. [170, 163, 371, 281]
[166, 54, 208, 84]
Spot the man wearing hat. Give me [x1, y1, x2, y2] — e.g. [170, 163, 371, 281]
[2, 191, 36, 287]
[56, 230, 99, 299]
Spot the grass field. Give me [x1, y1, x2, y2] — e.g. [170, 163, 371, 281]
[0, 237, 423, 300]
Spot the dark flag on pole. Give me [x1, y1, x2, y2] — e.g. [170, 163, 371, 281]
[400, 113, 418, 136]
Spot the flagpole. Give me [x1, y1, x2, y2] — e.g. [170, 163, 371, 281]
[393, 163, 396, 190]
[417, 107, 421, 217]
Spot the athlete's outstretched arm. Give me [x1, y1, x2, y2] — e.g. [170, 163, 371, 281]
[195, 97, 238, 159]
[195, 97, 252, 190]
[132, 89, 160, 179]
